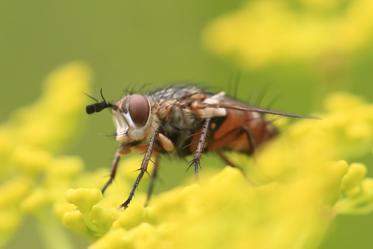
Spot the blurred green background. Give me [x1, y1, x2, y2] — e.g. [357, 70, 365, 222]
[1, 0, 372, 248]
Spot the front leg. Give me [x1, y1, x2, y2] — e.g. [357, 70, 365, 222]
[120, 130, 159, 209]
[191, 118, 211, 177]
[101, 145, 128, 194]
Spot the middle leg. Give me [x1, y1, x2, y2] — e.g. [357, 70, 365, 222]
[144, 153, 161, 207]
[190, 118, 211, 178]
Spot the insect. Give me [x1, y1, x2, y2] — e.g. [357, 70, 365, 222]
[86, 85, 310, 209]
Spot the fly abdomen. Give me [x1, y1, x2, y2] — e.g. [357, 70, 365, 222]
[206, 109, 278, 154]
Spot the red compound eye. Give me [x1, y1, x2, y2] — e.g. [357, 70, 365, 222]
[128, 94, 150, 126]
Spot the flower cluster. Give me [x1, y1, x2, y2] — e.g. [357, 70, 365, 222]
[203, 0, 373, 67]
[0, 63, 91, 247]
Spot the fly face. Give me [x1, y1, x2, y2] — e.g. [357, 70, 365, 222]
[113, 94, 154, 143]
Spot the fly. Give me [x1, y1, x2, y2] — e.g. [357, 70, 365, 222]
[86, 85, 313, 208]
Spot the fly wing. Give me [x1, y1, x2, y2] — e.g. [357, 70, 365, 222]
[197, 92, 317, 119]
[218, 103, 316, 119]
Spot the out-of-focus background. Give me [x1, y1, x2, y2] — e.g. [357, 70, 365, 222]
[1, 1, 372, 248]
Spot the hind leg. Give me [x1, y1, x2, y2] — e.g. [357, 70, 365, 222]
[216, 150, 245, 174]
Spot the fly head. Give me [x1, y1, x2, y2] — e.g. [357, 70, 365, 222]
[113, 94, 154, 143]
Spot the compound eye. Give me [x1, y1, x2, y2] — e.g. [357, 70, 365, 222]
[128, 94, 150, 127]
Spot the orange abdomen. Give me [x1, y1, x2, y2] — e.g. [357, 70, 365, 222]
[206, 109, 278, 154]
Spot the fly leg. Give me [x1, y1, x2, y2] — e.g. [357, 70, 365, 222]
[101, 145, 127, 194]
[242, 127, 256, 155]
[120, 130, 159, 209]
[190, 118, 211, 178]
[214, 126, 256, 180]
[144, 154, 161, 207]
[216, 150, 245, 175]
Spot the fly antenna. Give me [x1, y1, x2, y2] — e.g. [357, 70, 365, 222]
[85, 88, 117, 114]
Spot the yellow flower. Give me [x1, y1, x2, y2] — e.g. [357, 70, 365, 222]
[203, 0, 373, 67]
[0, 63, 91, 247]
